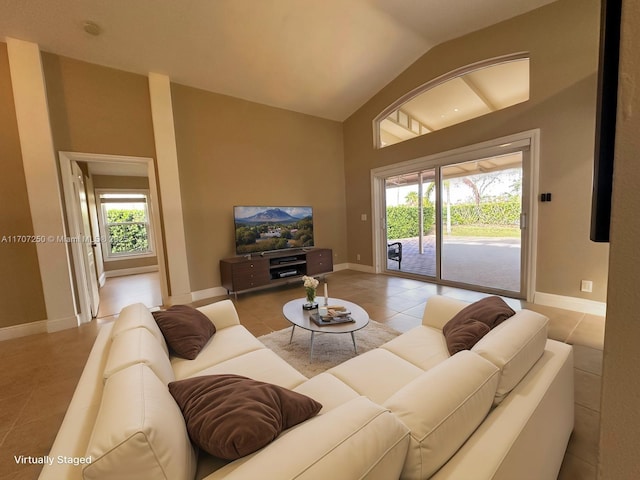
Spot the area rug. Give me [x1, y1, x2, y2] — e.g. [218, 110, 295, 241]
[257, 320, 400, 378]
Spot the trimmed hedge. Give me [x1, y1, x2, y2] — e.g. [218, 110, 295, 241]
[386, 199, 520, 239]
[386, 205, 435, 239]
[107, 209, 149, 254]
[446, 199, 521, 226]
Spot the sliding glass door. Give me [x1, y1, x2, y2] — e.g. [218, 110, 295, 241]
[378, 140, 531, 299]
[440, 153, 523, 294]
[385, 170, 436, 277]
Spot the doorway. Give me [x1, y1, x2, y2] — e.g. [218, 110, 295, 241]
[59, 152, 168, 323]
[373, 131, 538, 300]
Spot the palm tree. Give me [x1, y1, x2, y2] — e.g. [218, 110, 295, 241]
[422, 181, 452, 234]
[404, 191, 419, 206]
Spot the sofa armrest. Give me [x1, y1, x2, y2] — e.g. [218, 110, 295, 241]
[38, 324, 114, 480]
[196, 299, 241, 330]
[430, 340, 574, 480]
[203, 396, 410, 480]
[421, 295, 469, 330]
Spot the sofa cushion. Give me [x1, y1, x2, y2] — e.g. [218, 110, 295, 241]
[293, 372, 360, 413]
[384, 351, 500, 480]
[110, 303, 168, 355]
[104, 327, 174, 385]
[204, 396, 410, 480]
[171, 325, 266, 380]
[152, 305, 216, 360]
[380, 325, 450, 370]
[186, 348, 308, 390]
[445, 318, 491, 355]
[472, 309, 549, 405]
[421, 295, 470, 331]
[443, 296, 515, 336]
[196, 299, 242, 330]
[328, 348, 424, 405]
[83, 364, 196, 480]
[169, 374, 322, 460]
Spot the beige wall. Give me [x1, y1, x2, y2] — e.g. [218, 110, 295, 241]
[598, 0, 640, 477]
[92, 174, 150, 190]
[42, 53, 156, 158]
[0, 42, 47, 328]
[102, 256, 158, 273]
[171, 84, 347, 292]
[40, 53, 163, 288]
[91, 174, 158, 272]
[343, 0, 609, 302]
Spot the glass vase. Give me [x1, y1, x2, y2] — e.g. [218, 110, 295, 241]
[303, 287, 318, 310]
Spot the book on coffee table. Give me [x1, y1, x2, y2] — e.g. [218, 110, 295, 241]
[310, 313, 355, 326]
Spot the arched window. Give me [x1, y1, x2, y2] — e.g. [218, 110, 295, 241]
[375, 54, 530, 148]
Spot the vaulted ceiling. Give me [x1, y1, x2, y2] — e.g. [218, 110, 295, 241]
[0, 0, 557, 121]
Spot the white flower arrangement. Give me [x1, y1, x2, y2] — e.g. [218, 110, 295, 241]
[302, 275, 319, 289]
[302, 275, 319, 304]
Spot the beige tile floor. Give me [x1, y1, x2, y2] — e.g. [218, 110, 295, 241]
[0, 270, 604, 479]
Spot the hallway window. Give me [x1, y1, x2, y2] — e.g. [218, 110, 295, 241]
[375, 54, 530, 148]
[97, 191, 155, 259]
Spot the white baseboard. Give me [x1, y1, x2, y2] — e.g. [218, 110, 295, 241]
[47, 315, 80, 332]
[0, 319, 47, 341]
[0, 314, 79, 342]
[345, 263, 375, 273]
[191, 286, 228, 302]
[534, 292, 607, 316]
[331, 263, 350, 272]
[168, 292, 196, 305]
[104, 265, 159, 278]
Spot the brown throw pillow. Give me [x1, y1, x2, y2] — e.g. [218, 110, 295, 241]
[443, 296, 515, 337]
[442, 296, 515, 355]
[445, 318, 491, 355]
[169, 374, 322, 460]
[152, 305, 216, 359]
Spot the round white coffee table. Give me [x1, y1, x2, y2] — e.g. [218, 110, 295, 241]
[282, 298, 370, 360]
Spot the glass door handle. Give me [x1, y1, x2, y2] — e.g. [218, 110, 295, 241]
[520, 213, 527, 230]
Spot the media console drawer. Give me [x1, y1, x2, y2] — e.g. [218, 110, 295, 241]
[230, 258, 270, 290]
[306, 249, 333, 275]
[220, 248, 333, 298]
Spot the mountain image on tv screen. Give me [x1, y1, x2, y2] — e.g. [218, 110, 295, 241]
[234, 206, 314, 254]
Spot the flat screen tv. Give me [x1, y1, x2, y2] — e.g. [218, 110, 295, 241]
[234, 206, 314, 255]
[590, 0, 622, 242]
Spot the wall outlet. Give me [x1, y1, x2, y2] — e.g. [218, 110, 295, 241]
[361, 213, 367, 221]
[581, 280, 593, 293]
[356, 254, 361, 261]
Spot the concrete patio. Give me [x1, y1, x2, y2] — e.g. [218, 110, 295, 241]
[387, 235, 521, 293]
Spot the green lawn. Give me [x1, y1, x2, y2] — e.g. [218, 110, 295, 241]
[446, 225, 520, 237]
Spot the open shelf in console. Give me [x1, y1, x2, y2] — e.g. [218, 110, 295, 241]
[268, 253, 307, 280]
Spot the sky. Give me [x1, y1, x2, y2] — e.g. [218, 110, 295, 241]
[385, 168, 521, 207]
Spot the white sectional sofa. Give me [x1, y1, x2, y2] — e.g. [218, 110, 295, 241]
[39, 295, 573, 480]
